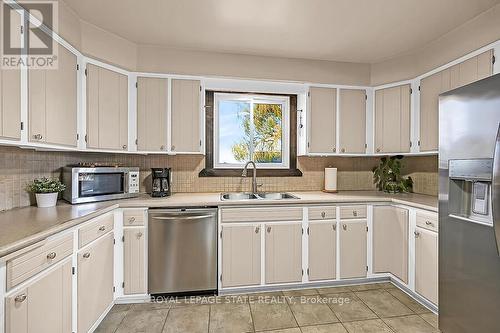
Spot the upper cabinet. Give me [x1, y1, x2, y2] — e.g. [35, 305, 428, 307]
[0, 67, 21, 140]
[171, 79, 201, 153]
[137, 77, 168, 152]
[29, 44, 78, 147]
[308, 87, 336, 154]
[86, 64, 128, 151]
[375, 84, 411, 154]
[419, 50, 494, 152]
[339, 89, 366, 154]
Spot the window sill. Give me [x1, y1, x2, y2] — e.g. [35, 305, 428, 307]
[198, 168, 303, 177]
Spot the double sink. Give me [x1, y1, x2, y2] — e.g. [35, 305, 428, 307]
[221, 192, 299, 201]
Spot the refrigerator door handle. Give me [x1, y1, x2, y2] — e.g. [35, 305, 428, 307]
[491, 123, 500, 256]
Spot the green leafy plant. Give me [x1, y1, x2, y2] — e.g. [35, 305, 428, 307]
[372, 156, 413, 193]
[26, 177, 66, 194]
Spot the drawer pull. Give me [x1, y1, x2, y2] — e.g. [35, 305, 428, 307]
[352, 211, 358, 217]
[46, 252, 57, 260]
[255, 226, 260, 233]
[128, 217, 136, 224]
[342, 224, 347, 231]
[137, 232, 143, 238]
[332, 224, 337, 231]
[425, 221, 433, 226]
[321, 211, 326, 218]
[15, 294, 27, 303]
[267, 226, 272, 233]
[83, 252, 91, 259]
[33, 134, 43, 140]
[414, 231, 420, 238]
[98, 226, 106, 231]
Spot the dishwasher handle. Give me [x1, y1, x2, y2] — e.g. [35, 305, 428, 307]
[152, 214, 214, 221]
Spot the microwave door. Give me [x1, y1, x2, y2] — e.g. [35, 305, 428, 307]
[78, 172, 125, 197]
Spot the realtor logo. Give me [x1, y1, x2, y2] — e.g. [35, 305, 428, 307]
[1, 0, 58, 69]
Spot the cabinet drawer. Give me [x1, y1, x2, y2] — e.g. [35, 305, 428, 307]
[416, 211, 438, 232]
[6, 234, 73, 289]
[221, 207, 303, 223]
[79, 213, 114, 248]
[340, 205, 367, 219]
[123, 209, 145, 226]
[308, 206, 336, 220]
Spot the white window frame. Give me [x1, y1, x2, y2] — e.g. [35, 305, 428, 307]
[213, 92, 290, 169]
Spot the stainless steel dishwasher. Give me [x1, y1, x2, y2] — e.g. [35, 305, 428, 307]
[148, 208, 217, 295]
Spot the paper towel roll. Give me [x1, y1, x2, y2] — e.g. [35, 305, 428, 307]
[324, 168, 338, 192]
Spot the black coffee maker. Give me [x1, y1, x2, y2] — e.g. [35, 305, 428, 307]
[151, 168, 171, 197]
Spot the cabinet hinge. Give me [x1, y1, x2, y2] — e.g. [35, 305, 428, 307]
[200, 86, 202, 92]
[135, 82, 138, 88]
[365, 94, 367, 100]
[72, 267, 75, 275]
[122, 282, 125, 288]
[76, 64, 79, 70]
[220, 230, 223, 238]
[113, 238, 115, 245]
[84, 134, 88, 143]
[113, 286, 116, 292]
[418, 86, 421, 91]
[418, 140, 421, 146]
[135, 138, 138, 145]
[410, 88, 413, 94]
[122, 235, 125, 242]
[366, 265, 369, 272]
[307, 91, 310, 97]
[302, 228, 304, 235]
[307, 268, 310, 275]
[301, 269, 304, 276]
[493, 55, 496, 65]
[409, 141, 412, 148]
[20, 25, 23, 34]
[366, 226, 368, 232]
[220, 274, 222, 282]
[84, 68, 87, 76]
[307, 227, 309, 235]
[365, 143, 368, 149]
[20, 122, 24, 130]
[307, 142, 310, 148]
[199, 139, 202, 147]
[76, 133, 79, 141]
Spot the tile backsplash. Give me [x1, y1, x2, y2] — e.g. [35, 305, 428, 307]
[0, 146, 437, 211]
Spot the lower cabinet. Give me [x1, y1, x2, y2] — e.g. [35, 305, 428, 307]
[415, 227, 438, 305]
[308, 222, 336, 281]
[123, 227, 147, 294]
[339, 220, 367, 279]
[78, 232, 114, 333]
[221, 224, 261, 288]
[5, 260, 72, 333]
[373, 206, 409, 282]
[265, 223, 302, 284]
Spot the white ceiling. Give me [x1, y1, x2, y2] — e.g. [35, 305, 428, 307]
[63, 0, 500, 63]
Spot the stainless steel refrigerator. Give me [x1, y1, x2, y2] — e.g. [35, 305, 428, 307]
[439, 73, 500, 332]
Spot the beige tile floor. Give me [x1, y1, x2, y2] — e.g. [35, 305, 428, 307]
[96, 282, 439, 333]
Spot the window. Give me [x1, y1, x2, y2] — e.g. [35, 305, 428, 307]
[214, 93, 290, 169]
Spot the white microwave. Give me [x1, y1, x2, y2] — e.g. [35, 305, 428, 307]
[62, 166, 140, 204]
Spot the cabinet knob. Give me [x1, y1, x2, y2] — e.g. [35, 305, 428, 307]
[376, 148, 381, 153]
[333, 147, 337, 153]
[15, 294, 27, 303]
[342, 224, 347, 231]
[33, 134, 43, 140]
[332, 224, 337, 231]
[122, 145, 127, 150]
[425, 221, 432, 226]
[160, 145, 165, 151]
[98, 225, 106, 231]
[341, 148, 346, 153]
[171, 145, 175, 151]
[137, 232, 143, 238]
[352, 211, 358, 217]
[255, 226, 260, 233]
[46, 252, 57, 260]
[267, 226, 272, 233]
[321, 211, 326, 218]
[128, 217, 136, 224]
[414, 231, 420, 238]
[83, 252, 91, 258]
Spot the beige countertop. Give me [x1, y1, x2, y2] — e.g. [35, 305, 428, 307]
[0, 191, 437, 258]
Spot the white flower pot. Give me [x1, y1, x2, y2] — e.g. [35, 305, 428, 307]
[35, 192, 58, 208]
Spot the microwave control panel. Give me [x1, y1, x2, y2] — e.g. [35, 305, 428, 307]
[129, 171, 140, 193]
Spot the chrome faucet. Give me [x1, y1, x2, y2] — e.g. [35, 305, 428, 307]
[242, 161, 258, 194]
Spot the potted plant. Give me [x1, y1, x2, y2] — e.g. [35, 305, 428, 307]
[27, 177, 66, 208]
[372, 156, 413, 193]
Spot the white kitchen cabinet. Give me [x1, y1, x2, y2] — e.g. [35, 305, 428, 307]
[221, 224, 261, 287]
[308, 222, 336, 281]
[29, 44, 78, 147]
[415, 227, 438, 305]
[308, 87, 336, 154]
[265, 223, 302, 284]
[78, 232, 114, 333]
[0, 67, 21, 140]
[372, 206, 409, 283]
[123, 227, 147, 294]
[339, 89, 366, 154]
[171, 79, 201, 153]
[374, 84, 411, 153]
[5, 260, 72, 333]
[136, 77, 168, 151]
[339, 220, 367, 279]
[86, 64, 128, 151]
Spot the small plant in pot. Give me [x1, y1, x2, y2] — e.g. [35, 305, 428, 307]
[27, 177, 66, 208]
[372, 155, 413, 193]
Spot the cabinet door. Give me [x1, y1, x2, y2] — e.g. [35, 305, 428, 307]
[374, 84, 411, 153]
[171, 79, 201, 153]
[415, 227, 438, 305]
[124, 227, 146, 294]
[137, 77, 168, 151]
[450, 50, 493, 89]
[0, 67, 21, 140]
[339, 89, 366, 153]
[309, 87, 336, 154]
[221, 225, 261, 288]
[78, 232, 114, 333]
[308, 222, 336, 281]
[86, 64, 128, 150]
[339, 221, 367, 279]
[5, 260, 72, 333]
[372, 206, 409, 283]
[265, 223, 302, 284]
[29, 44, 77, 146]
